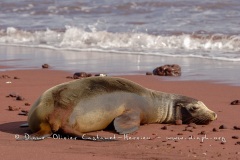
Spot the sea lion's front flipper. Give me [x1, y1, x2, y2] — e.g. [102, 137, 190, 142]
[113, 109, 141, 134]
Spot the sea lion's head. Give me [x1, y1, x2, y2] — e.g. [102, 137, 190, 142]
[175, 99, 217, 125]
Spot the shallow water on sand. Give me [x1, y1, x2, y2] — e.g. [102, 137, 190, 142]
[1, 45, 240, 86]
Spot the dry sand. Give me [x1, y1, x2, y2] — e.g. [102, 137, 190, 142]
[0, 69, 239, 160]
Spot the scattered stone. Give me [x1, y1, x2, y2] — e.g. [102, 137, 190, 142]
[70, 72, 96, 79]
[161, 126, 168, 130]
[24, 102, 31, 106]
[230, 100, 240, 105]
[198, 131, 206, 135]
[95, 73, 107, 77]
[16, 96, 24, 101]
[188, 123, 197, 128]
[146, 72, 153, 75]
[7, 92, 18, 98]
[0, 75, 11, 79]
[233, 126, 240, 130]
[73, 72, 88, 79]
[153, 64, 181, 76]
[235, 142, 240, 145]
[21, 109, 29, 113]
[13, 76, 20, 79]
[18, 109, 28, 116]
[8, 106, 20, 111]
[220, 142, 225, 145]
[185, 126, 194, 132]
[177, 133, 183, 135]
[42, 63, 49, 69]
[219, 125, 227, 129]
[232, 136, 239, 139]
[87, 73, 93, 77]
[175, 119, 182, 125]
[18, 112, 27, 116]
[212, 128, 219, 132]
[66, 76, 73, 79]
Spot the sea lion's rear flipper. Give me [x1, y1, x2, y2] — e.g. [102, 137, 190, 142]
[17, 123, 52, 141]
[113, 109, 141, 134]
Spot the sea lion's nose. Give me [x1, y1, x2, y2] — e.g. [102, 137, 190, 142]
[212, 112, 217, 120]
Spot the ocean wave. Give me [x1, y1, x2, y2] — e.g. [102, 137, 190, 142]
[0, 26, 239, 61]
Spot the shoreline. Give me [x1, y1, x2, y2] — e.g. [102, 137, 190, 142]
[1, 45, 240, 86]
[0, 69, 239, 160]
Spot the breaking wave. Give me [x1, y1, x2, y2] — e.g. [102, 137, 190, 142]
[0, 26, 240, 61]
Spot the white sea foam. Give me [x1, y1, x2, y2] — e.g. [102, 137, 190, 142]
[0, 26, 239, 61]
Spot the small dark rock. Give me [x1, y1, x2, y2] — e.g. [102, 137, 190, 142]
[42, 64, 49, 69]
[161, 126, 168, 130]
[232, 136, 239, 139]
[16, 96, 24, 101]
[177, 133, 183, 135]
[1, 75, 11, 79]
[24, 102, 31, 106]
[87, 73, 93, 77]
[230, 100, 240, 105]
[8, 106, 20, 111]
[7, 92, 18, 98]
[184, 127, 193, 132]
[198, 131, 206, 135]
[73, 72, 88, 79]
[66, 76, 73, 79]
[95, 73, 107, 77]
[212, 128, 219, 132]
[175, 119, 182, 125]
[18, 109, 28, 116]
[233, 126, 240, 130]
[235, 142, 240, 145]
[14, 76, 20, 79]
[146, 72, 153, 75]
[21, 109, 29, 114]
[188, 123, 197, 128]
[18, 111, 27, 116]
[153, 64, 181, 76]
[219, 125, 227, 129]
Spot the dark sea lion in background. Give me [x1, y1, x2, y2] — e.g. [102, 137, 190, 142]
[21, 77, 217, 140]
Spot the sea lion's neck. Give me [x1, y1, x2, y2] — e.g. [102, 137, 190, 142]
[149, 90, 177, 123]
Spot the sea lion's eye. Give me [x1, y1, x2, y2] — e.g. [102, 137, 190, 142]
[190, 106, 199, 112]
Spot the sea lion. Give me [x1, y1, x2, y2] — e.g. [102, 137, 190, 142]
[21, 77, 217, 140]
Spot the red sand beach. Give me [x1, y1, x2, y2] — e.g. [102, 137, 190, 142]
[0, 69, 240, 160]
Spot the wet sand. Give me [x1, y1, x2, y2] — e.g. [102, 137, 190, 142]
[1, 45, 240, 86]
[0, 69, 239, 160]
